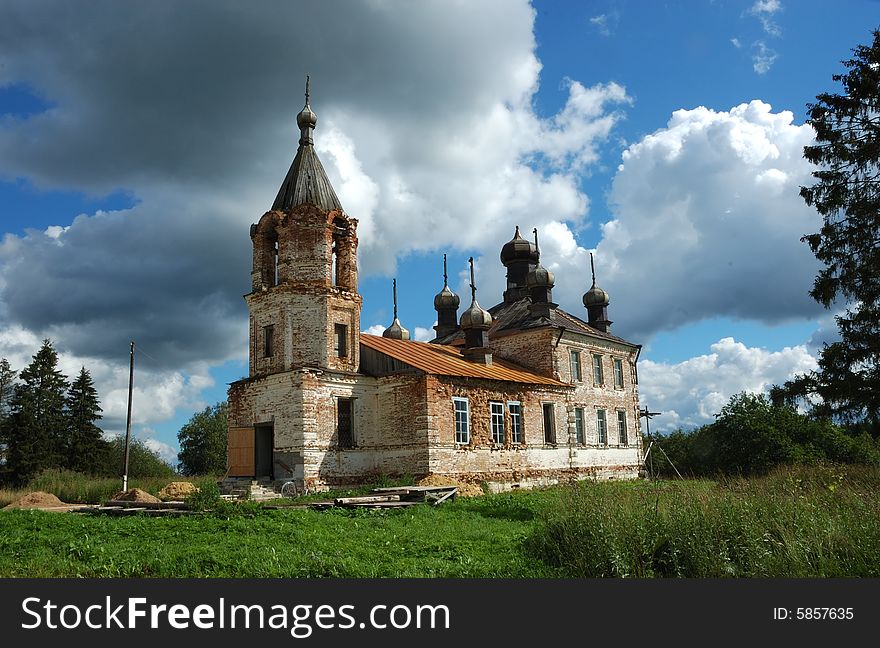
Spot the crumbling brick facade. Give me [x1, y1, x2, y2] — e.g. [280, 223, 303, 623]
[227, 88, 643, 492]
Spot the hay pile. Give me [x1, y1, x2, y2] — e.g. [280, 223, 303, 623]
[417, 474, 484, 497]
[158, 481, 199, 500]
[110, 488, 161, 503]
[4, 491, 66, 509]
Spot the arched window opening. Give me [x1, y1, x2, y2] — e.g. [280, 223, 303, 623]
[273, 239, 280, 287]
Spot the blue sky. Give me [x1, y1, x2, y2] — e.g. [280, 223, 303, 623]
[0, 1, 876, 463]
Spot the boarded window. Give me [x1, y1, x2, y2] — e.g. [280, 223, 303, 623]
[337, 398, 354, 449]
[617, 410, 628, 445]
[593, 354, 604, 386]
[574, 407, 585, 445]
[490, 401, 505, 444]
[334, 323, 348, 358]
[613, 358, 624, 388]
[543, 403, 556, 444]
[597, 409, 607, 445]
[453, 397, 469, 444]
[508, 402, 522, 444]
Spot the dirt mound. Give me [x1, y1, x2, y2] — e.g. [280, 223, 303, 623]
[110, 488, 161, 503]
[4, 491, 66, 509]
[158, 481, 199, 500]
[417, 475, 484, 497]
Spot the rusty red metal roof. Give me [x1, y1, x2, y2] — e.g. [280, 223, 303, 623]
[360, 333, 566, 386]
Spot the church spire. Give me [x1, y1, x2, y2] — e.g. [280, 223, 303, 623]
[272, 75, 343, 212]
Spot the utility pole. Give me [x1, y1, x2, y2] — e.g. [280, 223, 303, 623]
[122, 341, 134, 492]
[639, 406, 683, 480]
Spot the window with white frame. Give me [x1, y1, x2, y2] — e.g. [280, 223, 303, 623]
[574, 407, 585, 445]
[453, 397, 470, 444]
[597, 409, 607, 445]
[613, 358, 624, 389]
[508, 401, 522, 444]
[490, 401, 505, 444]
[592, 354, 604, 386]
[617, 410, 627, 445]
[570, 350, 582, 382]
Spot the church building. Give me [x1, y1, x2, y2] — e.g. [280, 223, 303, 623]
[227, 82, 643, 492]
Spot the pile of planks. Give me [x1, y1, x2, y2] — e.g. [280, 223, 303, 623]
[75, 500, 196, 516]
[309, 485, 457, 510]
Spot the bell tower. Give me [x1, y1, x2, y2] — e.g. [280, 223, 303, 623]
[245, 77, 361, 377]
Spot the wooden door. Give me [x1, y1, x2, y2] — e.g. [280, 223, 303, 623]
[227, 427, 255, 477]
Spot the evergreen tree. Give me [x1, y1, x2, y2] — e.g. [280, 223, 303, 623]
[790, 29, 880, 428]
[65, 366, 110, 474]
[0, 358, 17, 466]
[177, 401, 228, 476]
[7, 340, 69, 483]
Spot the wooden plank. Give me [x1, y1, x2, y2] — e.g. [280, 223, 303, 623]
[334, 494, 400, 505]
[227, 426, 255, 477]
[348, 501, 420, 508]
[429, 488, 457, 506]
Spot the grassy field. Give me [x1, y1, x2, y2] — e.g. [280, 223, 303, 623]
[1, 464, 878, 577]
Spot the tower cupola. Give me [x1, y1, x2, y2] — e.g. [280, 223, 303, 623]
[500, 226, 538, 303]
[583, 253, 612, 332]
[433, 254, 460, 339]
[382, 278, 410, 340]
[527, 228, 557, 318]
[460, 257, 493, 365]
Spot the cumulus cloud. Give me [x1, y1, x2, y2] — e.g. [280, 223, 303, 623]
[0, 1, 633, 430]
[639, 336, 817, 432]
[592, 100, 822, 342]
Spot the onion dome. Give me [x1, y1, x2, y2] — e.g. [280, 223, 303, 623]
[583, 252, 610, 306]
[434, 285, 460, 310]
[583, 284, 610, 307]
[460, 257, 493, 329]
[434, 254, 461, 310]
[297, 102, 317, 130]
[526, 229, 555, 289]
[382, 317, 410, 340]
[500, 225, 538, 266]
[527, 264, 555, 290]
[460, 299, 493, 329]
[382, 279, 411, 340]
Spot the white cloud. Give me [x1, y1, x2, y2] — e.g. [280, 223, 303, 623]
[752, 41, 778, 74]
[594, 100, 822, 341]
[749, 0, 782, 37]
[142, 436, 179, 466]
[589, 12, 619, 37]
[730, 37, 742, 49]
[639, 337, 817, 432]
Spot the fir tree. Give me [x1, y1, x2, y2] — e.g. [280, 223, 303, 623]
[0, 358, 17, 466]
[7, 340, 69, 483]
[787, 29, 880, 429]
[65, 366, 109, 474]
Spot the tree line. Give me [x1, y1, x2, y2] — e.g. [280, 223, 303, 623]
[0, 340, 174, 486]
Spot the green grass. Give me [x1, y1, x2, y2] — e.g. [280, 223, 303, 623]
[1, 465, 878, 578]
[0, 490, 557, 577]
[528, 464, 880, 577]
[0, 469, 223, 506]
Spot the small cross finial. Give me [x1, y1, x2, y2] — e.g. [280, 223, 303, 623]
[533, 228, 539, 254]
[392, 278, 398, 319]
[514, 225, 520, 237]
[590, 252, 596, 286]
[468, 257, 476, 301]
[443, 254, 448, 287]
[305, 75, 310, 104]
